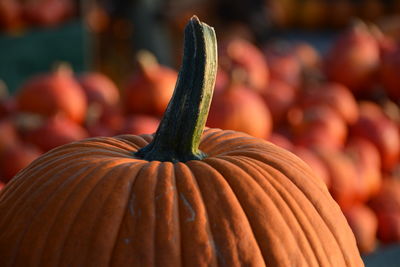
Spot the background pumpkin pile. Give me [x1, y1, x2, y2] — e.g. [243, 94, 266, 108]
[0, 19, 400, 255]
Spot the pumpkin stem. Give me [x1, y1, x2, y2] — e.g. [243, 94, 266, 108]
[134, 16, 217, 162]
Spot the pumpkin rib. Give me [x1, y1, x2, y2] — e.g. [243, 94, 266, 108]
[1, 151, 129, 206]
[199, 130, 247, 153]
[10, 143, 129, 181]
[240, 152, 360, 266]
[0, 162, 101, 266]
[0, 160, 95, 230]
[85, 136, 145, 151]
[113, 161, 161, 266]
[47, 163, 128, 266]
[226, 150, 326, 193]
[228, 156, 331, 266]
[186, 161, 235, 266]
[58, 161, 146, 267]
[222, 156, 323, 266]
[206, 136, 260, 156]
[153, 162, 182, 267]
[206, 156, 311, 266]
[29, 163, 136, 266]
[114, 134, 151, 150]
[81, 163, 144, 266]
[175, 162, 219, 266]
[107, 162, 146, 266]
[245, 157, 345, 266]
[188, 160, 266, 267]
[108, 161, 160, 266]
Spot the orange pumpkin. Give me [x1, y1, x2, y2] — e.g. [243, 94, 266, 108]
[16, 64, 87, 124]
[78, 72, 120, 109]
[324, 21, 379, 94]
[345, 137, 382, 202]
[369, 177, 400, 244]
[118, 114, 160, 136]
[22, 115, 88, 152]
[343, 204, 378, 254]
[313, 146, 358, 209]
[0, 17, 362, 267]
[0, 142, 42, 183]
[124, 51, 177, 117]
[350, 101, 400, 172]
[299, 82, 359, 125]
[206, 82, 273, 139]
[221, 38, 269, 92]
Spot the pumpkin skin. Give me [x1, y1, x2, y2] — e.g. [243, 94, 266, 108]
[0, 128, 362, 266]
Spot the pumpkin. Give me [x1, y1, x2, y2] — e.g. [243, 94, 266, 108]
[292, 42, 321, 70]
[206, 81, 273, 140]
[344, 137, 382, 202]
[16, 64, 87, 124]
[0, 16, 363, 267]
[221, 38, 269, 92]
[262, 79, 296, 127]
[369, 176, 400, 244]
[124, 50, 177, 117]
[288, 105, 348, 149]
[118, 114, 160, 136]
[324, 21, 379, 94]
[350, 101, 400, 172]
[0, 118, 19, 154]
[264, 42, 302, 88]
[0, 142, 42, 183]
[23, 0, 75, 27]
[291, 146, 330, 188]
[343, 204, 378, 254]
[313, 146, 358, 210]
[380, 45, 400, 101]
[299, 82, 359, 125]
[78, 72, 120, 109]
[22, 115, 88, 152]
[0, 0, 23, 32]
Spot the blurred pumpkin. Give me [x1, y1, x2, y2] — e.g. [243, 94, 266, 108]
[118, 114, 160, 136]
[345, 137, 382, 202]
[0, 142, 42, 183]
[22, 115, 88, 152]
[207, 81, 272, 139]
[343, 204, 378, 254]
[262, 79, 297, 126]
[380, 45, 400, 101]
[300, 82, 359, 125]
[313, 146, 358, 209]
[23, 0, 75, 27]
[221, 38, 269, 92]
[78, 72, 120, 109]
[16, 64, 87, 124]
[124, 50, 177, 117]
[288, 105, 348, 149]
[369, 177, 400, 244]
[0, 0, 23, 32]
[264, 43, 302, 88]
[350, 101, 400, 172]
[325, 21, 380, 94]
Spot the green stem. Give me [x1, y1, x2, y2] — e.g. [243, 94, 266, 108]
[134, 16, 218, 163]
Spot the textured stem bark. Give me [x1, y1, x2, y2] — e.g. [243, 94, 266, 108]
[135, 16, 217, 162]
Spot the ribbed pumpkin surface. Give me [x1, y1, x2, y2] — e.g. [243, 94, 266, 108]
[0, 128, 362, 267]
